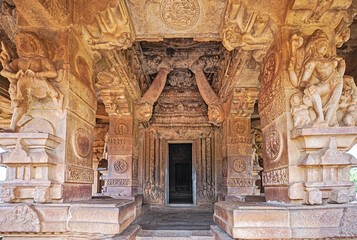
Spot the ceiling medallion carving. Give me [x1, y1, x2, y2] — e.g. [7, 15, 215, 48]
[160, 0, 200, 31]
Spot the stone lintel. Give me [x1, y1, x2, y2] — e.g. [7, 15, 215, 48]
[0, 198, 136, 237]
[291, 126, 357, 139]
[291, 127, 357, 151]
[214, 201, 357, 239]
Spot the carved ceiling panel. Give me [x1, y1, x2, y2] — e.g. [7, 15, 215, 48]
[126, 0, 226, 41]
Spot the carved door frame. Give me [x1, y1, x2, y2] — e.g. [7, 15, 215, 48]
[165, 140, 197, 206]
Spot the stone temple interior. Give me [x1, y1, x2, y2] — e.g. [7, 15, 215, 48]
[0, 0, 357, 239]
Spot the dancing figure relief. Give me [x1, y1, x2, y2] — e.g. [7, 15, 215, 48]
[0, 33, 63, 131]
[288, 29, 352, 128]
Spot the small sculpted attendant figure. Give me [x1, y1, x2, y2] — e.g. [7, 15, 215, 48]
[289, 29, 345, 127]
[290, 92, 311, 128]
[0, 33, 63, 131]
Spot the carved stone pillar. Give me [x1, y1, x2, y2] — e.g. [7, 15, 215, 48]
[105, 117, 138, 197]
[259, 0, 357, 204]
[222, 88, 259, 196]
[0, 30, 96, 203]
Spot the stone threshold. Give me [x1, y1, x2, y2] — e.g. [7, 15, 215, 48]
[136, 229, 214, 239]
[214, 201, 357, 239]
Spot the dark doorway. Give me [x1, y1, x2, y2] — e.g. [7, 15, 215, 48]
[169, 143, 193, 204]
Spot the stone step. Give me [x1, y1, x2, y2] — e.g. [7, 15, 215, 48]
[136, 229, 214, 240]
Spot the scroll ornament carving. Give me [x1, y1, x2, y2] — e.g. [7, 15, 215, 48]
[288, 29, 354, 128]
[227, 178, 254, 187]
[0, 205, 40, 232]
[220, 0, 277, 62]
[0, 33, 63, 131]
[84, 1, 135, 50]
[262, 168, 288, 186]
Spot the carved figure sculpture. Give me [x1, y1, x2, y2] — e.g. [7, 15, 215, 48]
[221, 0, 277, 62]
[0, 33, 62, 131]
[290, 92, 312, 128]
[288, 29, 346, 127]
[191, 60, 225, 126]
[135, 61, 170, 122]
[85, 1, 134, 50]
[339, 76, 357, 126]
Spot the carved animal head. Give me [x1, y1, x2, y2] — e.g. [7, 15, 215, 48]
[208, 104, 225, 126]
[135, 102, 153, 122]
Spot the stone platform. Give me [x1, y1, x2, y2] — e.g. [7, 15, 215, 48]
[213, 201, 357, 239]
[0, 198, 136, 239]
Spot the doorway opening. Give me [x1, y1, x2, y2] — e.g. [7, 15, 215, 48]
[168, 143, 193, 204]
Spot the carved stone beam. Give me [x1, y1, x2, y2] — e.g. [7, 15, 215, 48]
[12, 0, 57, 27]
[134, 62, 170, 122]
[191, 62, 225, 126]
[101, 50, 141, 102]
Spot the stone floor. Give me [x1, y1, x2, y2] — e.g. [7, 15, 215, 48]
[134, 205, 215, 230]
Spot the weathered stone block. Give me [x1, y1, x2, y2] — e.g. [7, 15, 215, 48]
[329, 188, 349, 203]
[307, 188, 322, 205]
[340, 206, 357, 237]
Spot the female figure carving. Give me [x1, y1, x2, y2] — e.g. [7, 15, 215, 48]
[289, 29, 345, 127]
[0, 33, 62, 131]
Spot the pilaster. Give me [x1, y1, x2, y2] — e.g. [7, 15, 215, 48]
[222, 88, 260, 196]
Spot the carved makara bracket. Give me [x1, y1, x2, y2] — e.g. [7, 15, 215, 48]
[220, 0, 277, 62]
[191, 61, 225, 126]
[135, 62, 170, 122]
[83, 1, 135, 51]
